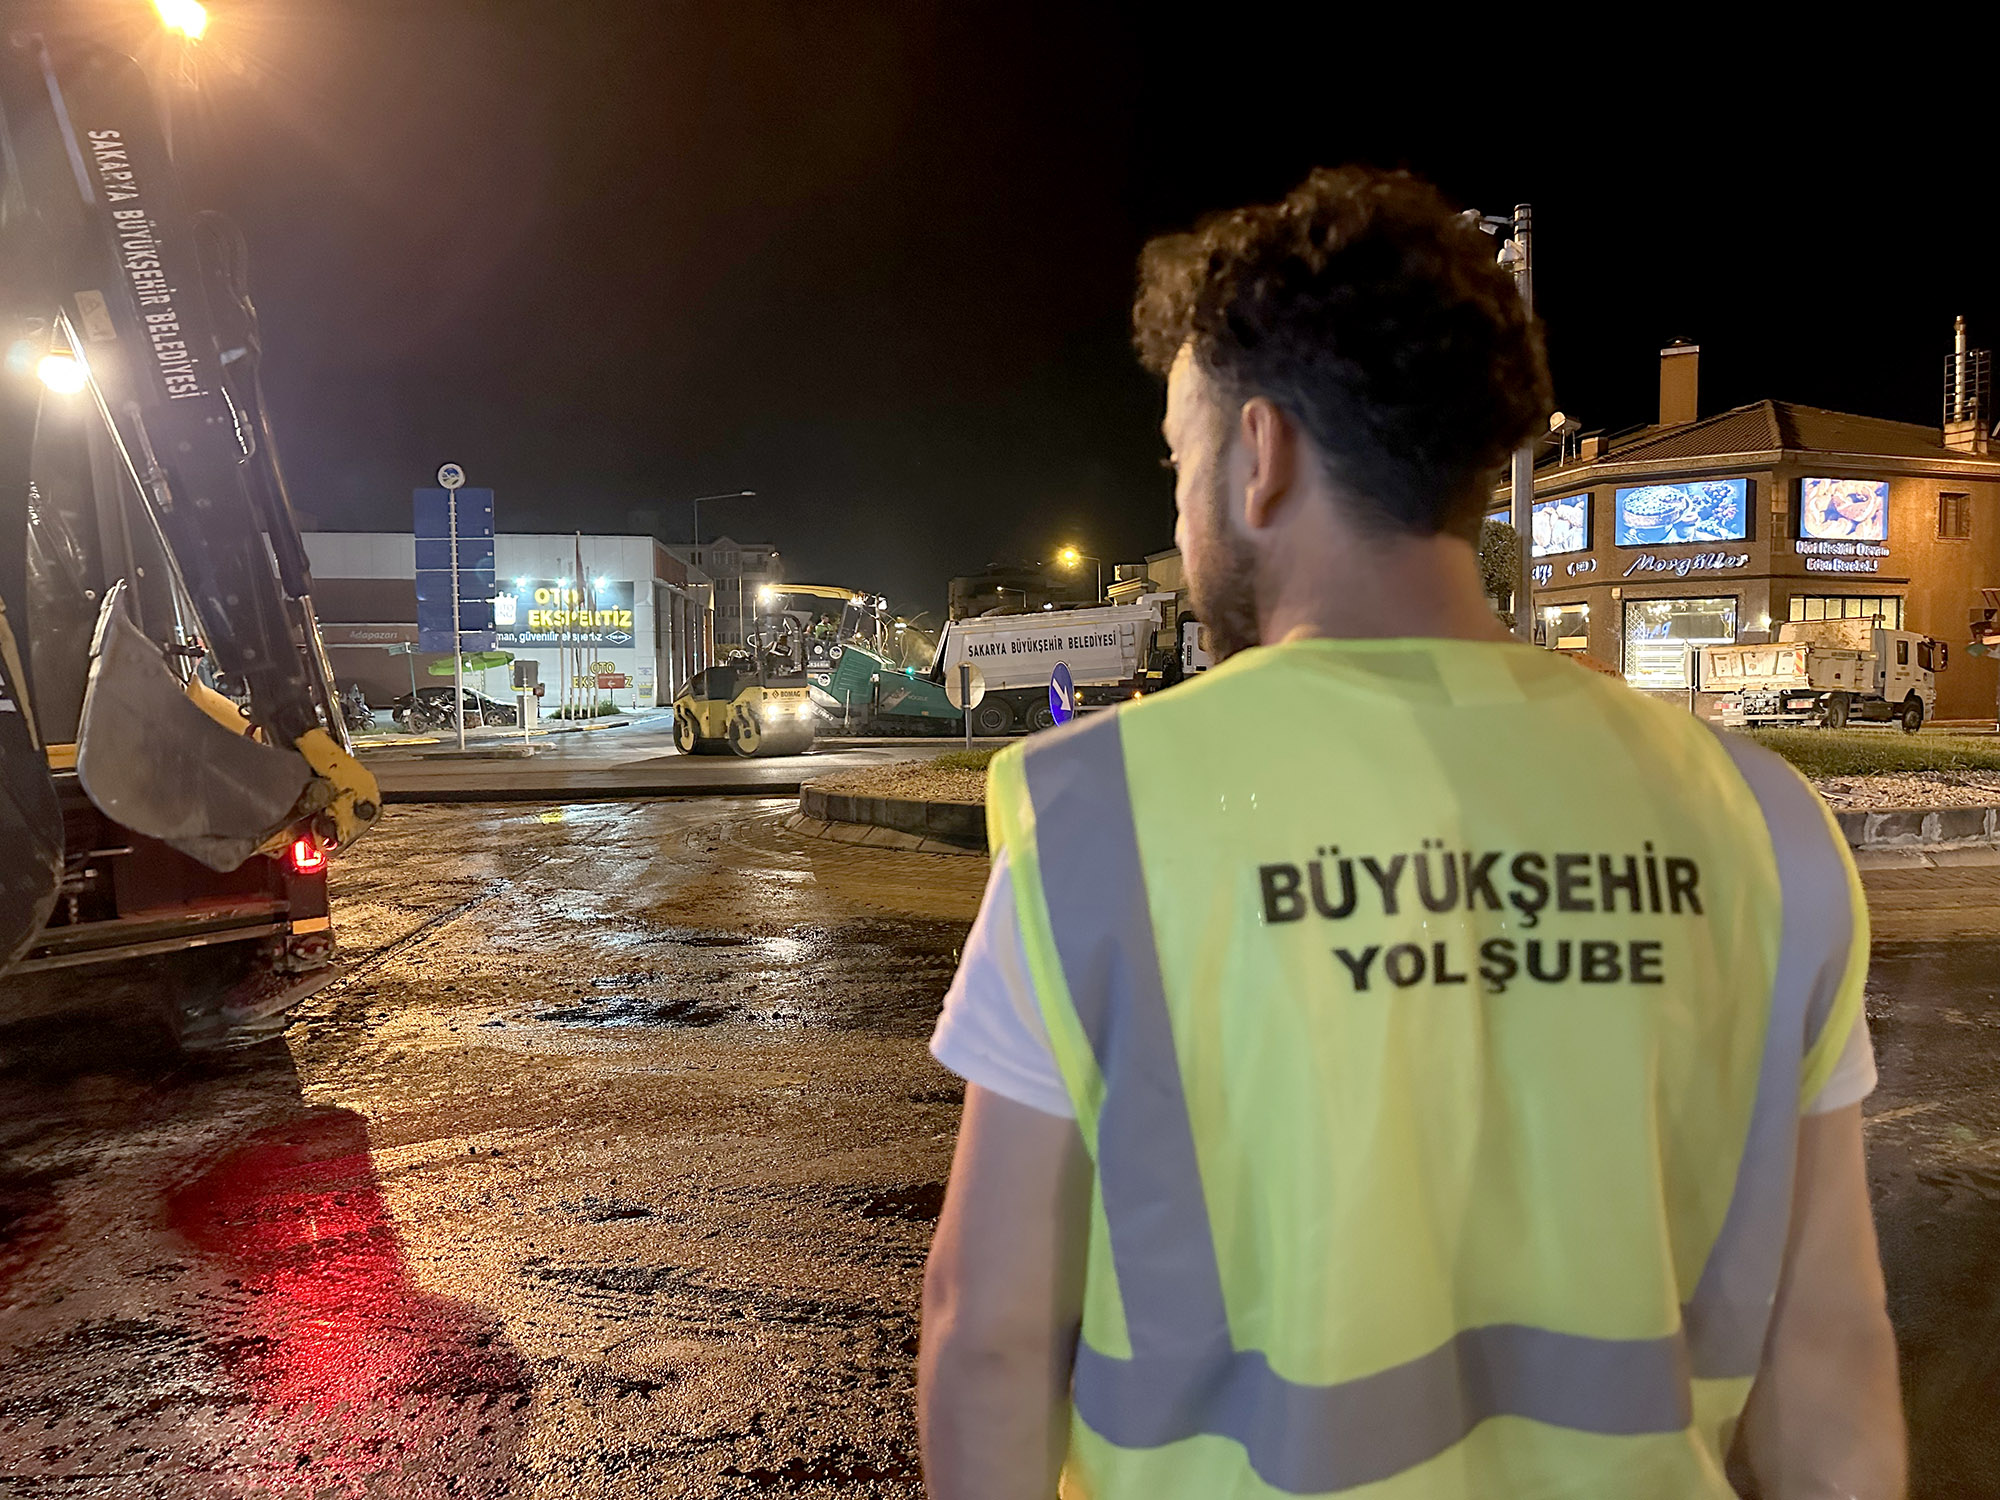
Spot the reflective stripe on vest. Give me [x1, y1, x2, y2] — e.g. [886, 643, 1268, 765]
[1020, 713, 1849, 1495]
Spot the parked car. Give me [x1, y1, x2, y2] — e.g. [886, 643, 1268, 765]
[391, 686, 519, 731]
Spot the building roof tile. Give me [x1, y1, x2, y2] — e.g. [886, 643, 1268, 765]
[1569, 399, 1977, 466]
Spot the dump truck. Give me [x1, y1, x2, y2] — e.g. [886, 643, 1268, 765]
[765, 587, 1173, 735]
[933, 597, 1171, 735]
[1703, 619, 1945, 732]
[0, 33, 379, 1047]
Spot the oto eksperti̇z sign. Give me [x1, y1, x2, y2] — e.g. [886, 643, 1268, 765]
[493, 579, 637, 648]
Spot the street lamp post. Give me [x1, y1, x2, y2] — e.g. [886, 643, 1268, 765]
[1465, 204, 1536, 644]
[681, 490, 755, 651]
[1056, 546, 1103, 603]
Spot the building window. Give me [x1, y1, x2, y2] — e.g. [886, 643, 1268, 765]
[1939, 492, 1971, 540]
[1788, 595, 1904, 628]
[1622, 597, 1738, 690]
[1537, 602, 1589, 650]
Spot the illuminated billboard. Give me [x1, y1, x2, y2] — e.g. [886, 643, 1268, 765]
[1800, 478, 1888, 542]
[1614, 478, 1748, 546]
[1485, 495, 1591, 557]
[494, 579, 636, 648]
[1532, 495, 1589, 556]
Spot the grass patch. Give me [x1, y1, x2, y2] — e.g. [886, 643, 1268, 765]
[1748, 728, 2000, 779]
[926, 748, 1000, 773]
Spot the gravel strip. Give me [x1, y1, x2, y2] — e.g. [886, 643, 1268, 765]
[810, 763, 989, 805]
[1811, 770, 2000, 811]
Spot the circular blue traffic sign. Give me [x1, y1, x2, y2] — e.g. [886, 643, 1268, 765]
[437, 462, 466, 490]
[1049, 662, 1074, 726]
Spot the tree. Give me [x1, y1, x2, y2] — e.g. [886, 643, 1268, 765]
[1478, 518, 1520, 628]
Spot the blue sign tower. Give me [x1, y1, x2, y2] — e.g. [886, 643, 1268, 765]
[414, 486, 496, 653]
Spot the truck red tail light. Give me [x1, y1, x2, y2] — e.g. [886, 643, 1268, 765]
[286, 836, 328, 875]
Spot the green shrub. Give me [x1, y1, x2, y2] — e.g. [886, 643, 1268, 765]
[1748, 728, 2000, 779]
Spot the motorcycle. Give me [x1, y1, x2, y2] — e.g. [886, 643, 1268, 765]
[339, 685, 375, 736]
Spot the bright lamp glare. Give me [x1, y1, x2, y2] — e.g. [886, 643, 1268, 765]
[154, 0, 208, 38]
[36, 354, 86, 394]
[1058, 547, 1080, 567]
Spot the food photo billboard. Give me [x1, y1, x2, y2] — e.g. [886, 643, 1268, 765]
[1484, 496, 1590, 557]
[1614, 479, 1749, 546]
[1531, 495, 1590, 557]
[1800, 478, 1889, 542]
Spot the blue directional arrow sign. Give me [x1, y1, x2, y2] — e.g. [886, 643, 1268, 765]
[1049, 661, 1075, 726]
[414, 485, 496, 652]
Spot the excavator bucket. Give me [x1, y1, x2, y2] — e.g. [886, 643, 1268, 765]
[76, 584, 313, 873]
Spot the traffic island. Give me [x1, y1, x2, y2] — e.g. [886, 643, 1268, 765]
[791, 754, 993, 855]
[795, 748, 2000, 868]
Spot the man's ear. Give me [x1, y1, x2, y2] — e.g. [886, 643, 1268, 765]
[1238, 397, 1297, 533]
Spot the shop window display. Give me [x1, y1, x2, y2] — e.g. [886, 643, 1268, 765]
[1622, 597, 1738, 690]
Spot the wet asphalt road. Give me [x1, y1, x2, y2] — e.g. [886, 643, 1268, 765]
[0, 807, 1995, 1496]
[0, 800, 986, 1496]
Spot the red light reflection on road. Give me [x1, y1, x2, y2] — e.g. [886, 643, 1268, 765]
[167, 1106, 527, 1487]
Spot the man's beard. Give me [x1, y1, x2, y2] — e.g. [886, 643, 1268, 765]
[1184, 492, 1260, 662]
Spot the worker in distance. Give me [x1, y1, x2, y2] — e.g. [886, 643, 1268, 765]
[919, 167, 1902, 1499]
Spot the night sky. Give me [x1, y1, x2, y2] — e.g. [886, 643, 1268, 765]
[29, 5, 1997, 619]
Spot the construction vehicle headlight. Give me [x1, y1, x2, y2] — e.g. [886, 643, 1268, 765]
[36, 354, 86, 394]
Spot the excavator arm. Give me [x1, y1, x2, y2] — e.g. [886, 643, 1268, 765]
[0, 31, 378, 968]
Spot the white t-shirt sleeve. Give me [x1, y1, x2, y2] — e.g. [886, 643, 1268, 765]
[1804, 1006, 1877, 1115]
[928, 852, 1875, 1121]
[929, 850, 1076, 1120]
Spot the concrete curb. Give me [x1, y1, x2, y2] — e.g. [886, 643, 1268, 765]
[784, 812, 984, 857]
[797, 781, 986, 852]
[383, 782, 802, 805]
[796, 782, 2000, 869]
[1836, 805, 2000, 855]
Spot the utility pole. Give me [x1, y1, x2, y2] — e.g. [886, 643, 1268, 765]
[1507, 204, 1535, 645]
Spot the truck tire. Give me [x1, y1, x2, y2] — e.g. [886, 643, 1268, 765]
[1899, 696, 1924, 734]
[1823, 693, 1849, 730]
[971, 699, 1014, 736]
[1025, 702, 1057, 733]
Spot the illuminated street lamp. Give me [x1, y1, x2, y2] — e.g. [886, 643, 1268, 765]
[36, 353, 87, 395]
[1055, 545, 1102, 603]
[153, 0, 208, 40]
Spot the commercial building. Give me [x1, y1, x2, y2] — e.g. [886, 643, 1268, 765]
[1505, 338, 2000, 721]
[665, 536, 781, 649]
[303, 531, 714, 709]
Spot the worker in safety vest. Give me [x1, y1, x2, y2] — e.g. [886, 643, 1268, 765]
[918, 167, 1904, 1499]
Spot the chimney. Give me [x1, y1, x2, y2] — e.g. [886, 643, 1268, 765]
[1944, 315, 1991, 454]
[1658, 341, 1699, 426]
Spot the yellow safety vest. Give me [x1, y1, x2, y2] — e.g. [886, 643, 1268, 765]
[986, 638, 1866, 1499]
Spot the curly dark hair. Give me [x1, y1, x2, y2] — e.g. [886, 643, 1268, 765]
[1134, 167, 1551, 536]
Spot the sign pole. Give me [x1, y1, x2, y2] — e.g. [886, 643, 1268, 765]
[436, 462, 470, 749]
[449, 491, 465, 751]
[961, 663, 972, 749]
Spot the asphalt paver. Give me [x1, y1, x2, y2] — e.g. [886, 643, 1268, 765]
[0, 812, 1994, 1495]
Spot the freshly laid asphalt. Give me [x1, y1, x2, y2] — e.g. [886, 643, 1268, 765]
[358, 714, 1004, 802]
